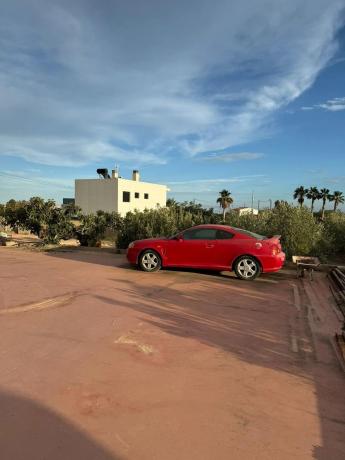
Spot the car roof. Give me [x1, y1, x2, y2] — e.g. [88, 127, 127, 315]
[188, 224, 234, 231]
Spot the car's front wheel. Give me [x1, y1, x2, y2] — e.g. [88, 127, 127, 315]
[139, 250, 162, 272]
[234, 256, 260, 280]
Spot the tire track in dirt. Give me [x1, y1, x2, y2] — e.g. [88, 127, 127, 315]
[0, 292, 80, 315]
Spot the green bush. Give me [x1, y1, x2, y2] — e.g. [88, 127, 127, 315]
[24, 197, 56, 236]
[264, 204, 322, 259]
[1, 197, 344, 261]
[225, 204, 322, 259]
[316, 212, 345, 258]
[3, 199, 28, 231]
[75, 214, 108, 246]
[43, 209, 75, 244]
[117, 206, 215, 248]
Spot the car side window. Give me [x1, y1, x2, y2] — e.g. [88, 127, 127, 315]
[215, 230, 234, 240]
[183, 228, 217, 240]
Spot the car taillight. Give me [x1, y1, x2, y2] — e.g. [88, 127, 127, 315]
[272, 246, 279, 255]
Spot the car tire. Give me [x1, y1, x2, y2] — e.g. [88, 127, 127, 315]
[138, 250, 162, 272]
[234, 256, 260, 281]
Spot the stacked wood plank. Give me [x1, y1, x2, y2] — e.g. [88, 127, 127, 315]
[329, 268, 345, 363]
[330, 268, 345, 317]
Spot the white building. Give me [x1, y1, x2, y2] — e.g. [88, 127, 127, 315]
[75, 169, 168, 216]
[233, 207, 259, 216]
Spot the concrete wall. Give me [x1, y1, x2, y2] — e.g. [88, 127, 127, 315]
[75, 177, 167, 216]
[75, 179, 118, 214]
[117, 178, 167, 216]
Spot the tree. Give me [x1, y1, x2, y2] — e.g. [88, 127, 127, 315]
[274, 200, 289, 208]
[166, 198, 178, 208]
[293, 186, 307, 207]
[95, 210, 123, 233]
[306, 187, 320, 213]
[43, 208, 75, 243]
[75, 214, 108, 246]
[319, 188, 331, 219]
[0, 204, 5, 231]
[266, 204, 322, 259]
[329, 191, 344, 211]
[62, 203, 82, 219]
[217, 190, 233, 220]
[4, 199, 28, 231]
[24, 197, 56, 236]
[181, 200, 204, 213]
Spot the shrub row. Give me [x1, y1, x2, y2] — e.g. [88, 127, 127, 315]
[1, 198, 345, 261]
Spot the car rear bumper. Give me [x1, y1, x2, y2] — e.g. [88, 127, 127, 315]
[260, 252, 286, 273]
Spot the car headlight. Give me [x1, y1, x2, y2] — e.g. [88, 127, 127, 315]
[128, 242, 135, 249]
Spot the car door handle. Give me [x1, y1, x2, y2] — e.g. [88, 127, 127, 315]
[206, 244, 215, 248]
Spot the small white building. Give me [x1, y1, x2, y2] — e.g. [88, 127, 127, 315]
[233, 207, 259, 216]
[75, 169, 168, 216]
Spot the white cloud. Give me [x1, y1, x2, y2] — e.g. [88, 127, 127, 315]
[301, 96, 345, 111]
[0, 170, 73, 190]
[327, 175, 345, 184]
[167, 175, 267, 192]
[0, 170, 74, 202]
[318, 97, 345, 111]
[1, 138, 166, 167]
[202, 152, 264, 162]
[0, 0, 344, 166]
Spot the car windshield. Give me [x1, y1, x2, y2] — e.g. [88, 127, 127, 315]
[232, 227, 267, 240]
[169, 232, 182, 240]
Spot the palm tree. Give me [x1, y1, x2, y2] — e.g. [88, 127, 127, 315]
[306, 187, 320, 213]
[293, 186, 307, 207]
[319, 188, 331, 219]
[217, 190, 233, 220]
[329, 191, 344, 211]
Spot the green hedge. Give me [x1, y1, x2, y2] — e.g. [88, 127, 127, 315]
[1, 198, 345, 261]
[224, 204, 323, 259]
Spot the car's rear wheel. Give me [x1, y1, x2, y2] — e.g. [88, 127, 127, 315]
[234, 256, 260, 280]
[139, 250, 162, 272]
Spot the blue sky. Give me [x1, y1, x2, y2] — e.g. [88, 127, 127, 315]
[0, 0, 345, 210]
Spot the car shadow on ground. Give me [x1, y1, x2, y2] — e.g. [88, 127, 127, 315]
[96, 274, 345, 459]
[45, 247, 296, 284]
[44, 247, 127, 268]
[0, 390, 121, 460]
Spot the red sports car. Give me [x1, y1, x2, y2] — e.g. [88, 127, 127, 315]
[127, 224, 285, 280]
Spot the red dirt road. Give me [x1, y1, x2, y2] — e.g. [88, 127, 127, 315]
[0, 248, 344, 459]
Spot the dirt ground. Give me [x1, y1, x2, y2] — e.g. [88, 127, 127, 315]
[0, 247, 344, 460]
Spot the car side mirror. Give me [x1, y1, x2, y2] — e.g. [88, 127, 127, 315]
[171, 233, 183, 241]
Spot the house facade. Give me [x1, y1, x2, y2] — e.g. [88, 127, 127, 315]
[75, 169, 168, 216]
[233, 207, 259, 216]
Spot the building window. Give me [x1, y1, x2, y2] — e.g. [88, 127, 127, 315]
[123, 191, 130, 202]
[135, 192, 140, 198]
[144, 193, 149, 199]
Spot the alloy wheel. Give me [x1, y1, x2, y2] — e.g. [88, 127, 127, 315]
[141, 252, 159, 271]
[237, 258, 258, 279]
